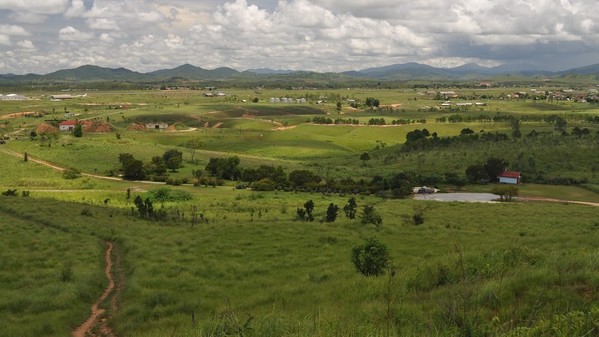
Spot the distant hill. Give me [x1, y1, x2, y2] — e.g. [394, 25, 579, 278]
[244, 68, 297, 75]
[0, 62, 598, 85]
[148, 64, 239, 79]
[43, 65, 147, 81]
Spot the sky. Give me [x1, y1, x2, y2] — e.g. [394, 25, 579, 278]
[0, 0, 598, 75]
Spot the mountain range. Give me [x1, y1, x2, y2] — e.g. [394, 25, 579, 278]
[1, 62, 598, 83]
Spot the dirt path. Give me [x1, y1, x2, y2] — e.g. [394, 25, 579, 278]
[0, 148, 161, 184]
[72, 242, 119, 337]
[519, 196, 599, 207]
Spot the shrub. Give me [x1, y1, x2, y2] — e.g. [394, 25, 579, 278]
[62, 167, 81, 179]
[147, 187, 193, 202]
[351, 237, 390, 277]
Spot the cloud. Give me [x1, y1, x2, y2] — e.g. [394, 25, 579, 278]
[87, 18, 120, 30]
[0, 0, 70, 14]
[65, 0, 86, 17]
[59, 26, 94, 41]
[0, 34, 10, 46]
[1, 0, 599, 74]
[0, 24, 29, 36]
[16, 39, 35, 49]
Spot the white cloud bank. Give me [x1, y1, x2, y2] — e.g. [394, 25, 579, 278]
[0, 0, 597, 74]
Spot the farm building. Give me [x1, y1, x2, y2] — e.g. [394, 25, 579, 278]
[58, 120, 91, 131]
[145, 122, 169, 130]
[0, 94, 26, 101]
[498, 171, 521, 184]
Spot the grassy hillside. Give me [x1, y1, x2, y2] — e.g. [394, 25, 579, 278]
[0, 195, 598, 336]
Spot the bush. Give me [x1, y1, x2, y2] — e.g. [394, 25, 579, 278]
[351, 237, 390, 277]
[62, 167, 81, 179]
[147, 187, 193, 202]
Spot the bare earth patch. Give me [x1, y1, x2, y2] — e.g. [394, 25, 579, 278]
[72, 242, 121, 337]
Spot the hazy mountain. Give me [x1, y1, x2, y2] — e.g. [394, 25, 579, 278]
[148, 64, 239, 79]
[558, 63, 599, 76]
[0, 62, 598, 84]
[244, 68, 297, 75]
[43, 65, 146, 81]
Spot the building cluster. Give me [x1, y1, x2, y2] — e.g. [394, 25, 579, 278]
[269, 97, 306, 104]
[0, 94, 27, 101]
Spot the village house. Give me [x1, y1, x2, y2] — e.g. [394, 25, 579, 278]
[145, 122, 169, 130]
[498, 171, 522, 184]
[58, 120, 91, 131]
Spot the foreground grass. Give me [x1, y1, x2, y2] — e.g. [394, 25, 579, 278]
[1, 194, 598, 336]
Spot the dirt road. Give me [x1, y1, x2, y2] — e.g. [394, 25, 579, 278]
[72, 242, 119, 337]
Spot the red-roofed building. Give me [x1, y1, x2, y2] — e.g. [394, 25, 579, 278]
[58, 120, 91, 132]
[498, 171, 521, 184]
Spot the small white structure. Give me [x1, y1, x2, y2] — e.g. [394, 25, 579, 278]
[0, 94, 26, 101]
[145, 122, 169, 130]
[498, 171, 521, 184]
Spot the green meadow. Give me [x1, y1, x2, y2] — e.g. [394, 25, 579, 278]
[1, 86, 598, 336]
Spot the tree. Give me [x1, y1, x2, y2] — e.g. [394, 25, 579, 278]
[484, 157, 508, 183]
[351, 237, 390, 277]
[365, 97, 380, 108]
[304, 200, 315, 222]
[148, 156, 167, 176]
[465, 164, 488, 184]
[73, 123, 83, 137]
[122, 159, 145, 180]
[359, 152, 371, 167]
[185, 138, 203, 164]
[163, 149, 183, 172]
[554, 116, 567, 133]
[343, 197, 358, 219]
[288, 169, 321, 187]
[360, 205, 382, 228]
[336, 101, 342, 111]
[492, 185, 519, 202]
[325, 203, 339, 222]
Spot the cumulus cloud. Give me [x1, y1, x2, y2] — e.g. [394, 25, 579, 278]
[0, 0, 70, 14]
[0, 34, 10, 46]
[0, 24, 29, 36]
[59, 26, 94, 41]
[0, 0, 598, 74]
[16, 39, 35, 49]
[87, 18, 120, 30]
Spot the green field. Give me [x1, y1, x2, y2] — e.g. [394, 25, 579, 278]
[1, 87, 598, 336]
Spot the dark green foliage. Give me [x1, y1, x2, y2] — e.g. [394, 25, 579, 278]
[205, 156, 241, 180]
[288, 170, 321, 187]
[163, 149, 183, 172]
[2, 189, 18, 196]
[123, 159, 145, 180]
[359, 152, 371, 166]
[465, 164, 488, 184]
[325, 203, 338, 222]
[365, 97, 380, 108]
[343, 197, 357, 219]
[73, 123, 83, 137]
[147, 156, 167, 176]
[492, 185, 519, 201]
[119, 153, 146, 180]
[351, 237, 390, 277]
[252, 178, 276, 191]
[296, 200, 315, 221]
[360, 205, 382, 227]
[147, 187, 193, 202]
[484, 157, 508, 182]
[62, 167, 81, 179]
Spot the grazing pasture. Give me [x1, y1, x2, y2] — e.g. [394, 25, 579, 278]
[0, 86, 598, 336]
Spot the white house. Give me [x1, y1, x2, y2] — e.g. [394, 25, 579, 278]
[498, 171, 521, 184]
[145, 122, 169, 130]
